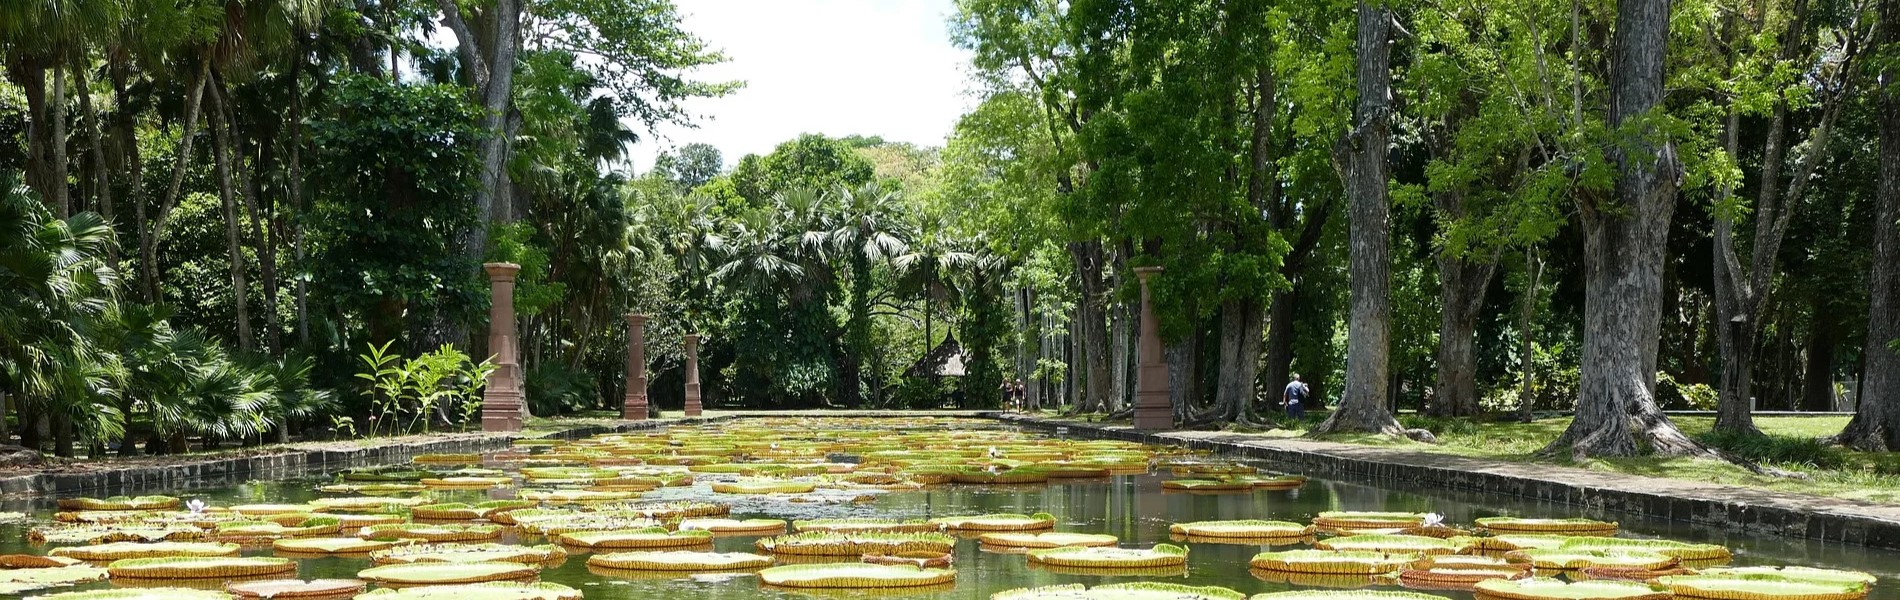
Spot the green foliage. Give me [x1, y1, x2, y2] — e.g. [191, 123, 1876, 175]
[306, 76, 485, 348]
[1658, 371, 1719, 411]
[729, 135, 876, 204]
[354, 342, 493, 436]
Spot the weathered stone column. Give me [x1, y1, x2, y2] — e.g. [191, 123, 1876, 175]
[1132, 266, 1172, 430]
[683, 334, 703, 417]
[622, 314, 650, 421]
[482, 263, 525, 432]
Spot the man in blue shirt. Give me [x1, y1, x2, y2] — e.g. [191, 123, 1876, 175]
[1283, 374, 1310, 421]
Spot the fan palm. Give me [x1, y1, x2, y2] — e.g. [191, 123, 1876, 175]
[893, 217, 978, 347]
[827, 183, 908, 406]
[0, 173, 124, 456]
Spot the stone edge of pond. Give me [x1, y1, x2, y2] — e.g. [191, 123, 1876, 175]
[989, 412, 1900, 550]
[0, 416, 737, 499]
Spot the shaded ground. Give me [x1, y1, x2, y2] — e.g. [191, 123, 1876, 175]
[1037, 410, 1900, 504]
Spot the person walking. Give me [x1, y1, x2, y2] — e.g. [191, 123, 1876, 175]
[1283, 374, 1310, 421]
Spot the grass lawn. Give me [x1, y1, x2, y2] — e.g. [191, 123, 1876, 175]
[1274, 415, 1900, 504]
[1023, 408, 1900, 503]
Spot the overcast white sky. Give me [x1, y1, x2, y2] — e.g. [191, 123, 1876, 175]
[625, 0, 977, 172]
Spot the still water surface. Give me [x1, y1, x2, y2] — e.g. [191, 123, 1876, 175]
[3, 424, 1896, 600]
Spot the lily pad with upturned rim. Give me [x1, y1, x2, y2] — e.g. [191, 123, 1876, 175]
[1473, 578, 1672, 600]
[584, 551, 774, 571]
[1024, 544, 1188, 569]
[755, 563, 956, 589]
[354, 562, 538, 585]
[991, 582, 1246, 600]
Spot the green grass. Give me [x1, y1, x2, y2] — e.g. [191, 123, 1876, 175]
[1281, 415, 1900, 504]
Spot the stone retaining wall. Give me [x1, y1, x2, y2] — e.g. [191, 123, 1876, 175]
[0, 418, 726, 499]
[993, 413, 1900, 550]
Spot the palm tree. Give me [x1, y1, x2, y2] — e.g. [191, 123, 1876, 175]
[0, 174, 124, 456]
[893, 215, 978, 349]
[828, 183, 907, 406]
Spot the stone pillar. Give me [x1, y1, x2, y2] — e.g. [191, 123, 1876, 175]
[1132, 266, 1173, 430]
[482, 263, 525, 432]
[683, 334, 703, 417]
[622, 314, 650, 421]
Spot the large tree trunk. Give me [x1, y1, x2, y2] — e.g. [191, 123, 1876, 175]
[1839, 0, 1900, 449]
[1713, 3, 1851, 434]
[1311, 0, 1404, 436]
[1069, 241, 1112, 413]
[208, 85, 253, 352]
[1801, 301, 1839, 412]
[144, 60, 211, 302]
[1543, 0, 1711, 458]
[1262, 289, 1296, 414]
[1167, 336, 1198, 424]
[1208, 297, 1270, 427]
[1429, 256, 1493, 418]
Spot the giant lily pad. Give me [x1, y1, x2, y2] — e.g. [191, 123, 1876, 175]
[1315, 535, 1466, 556]
[793, 519, 942, 534]
[676, 518, 788, 534]
[1557, 538, 1732, 562]
[1169, 520, 1311, 539]
[1504, 549, 1677, 571]
[1655, 575, 1870, 600]
[223, 579, 366, 600]
[1025, 544, 1187, 568]
[355, 562, 538, 585]
[1693, 568, 1876, 586]
[993, 583, 1245, 600]
[1475, 518, 1617, 536]
[756, 563, 956, 589]
[369, 544, 566, 565]
[106, 556, 298, 579]
[756, 532, 957, 556]
[310, 497, 431, 513]
[272, 537, 407, 555]
[979, 532, 1118, 549]
[556, 528, 713, 549]
[50, 541, 239, 560]
[1249, 592, 1453, 600]
[1311, 512, 1427, 530]
[0, 565, 109, 594]
[353, 583, 581, 600]
[930, 513, 1056, 531]
[1473, 578, 1672, 600]
[1249, 550, 1420, 574]
[55, 496, 179, 512]
[710, 481, 819, 495]
[585, 551, 773, 571]
[26, 589, 233, 600]
[357, 524, 501, 543]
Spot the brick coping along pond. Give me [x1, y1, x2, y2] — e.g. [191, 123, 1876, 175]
[991, 412, 1900, 550]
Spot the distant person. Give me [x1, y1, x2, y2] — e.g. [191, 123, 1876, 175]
[1284, 374, 1310, 421]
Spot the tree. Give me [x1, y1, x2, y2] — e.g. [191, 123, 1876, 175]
[1542, 0, 1710, 458]
[1837, 0, 1900, 450]
[654, 143, 723, 191]
[1709, 0, 1867, 435]
[830, 183, 908, 407]
[1310, 0, 1406, 436]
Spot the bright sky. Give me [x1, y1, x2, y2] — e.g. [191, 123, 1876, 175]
[626, 0, 977, 172]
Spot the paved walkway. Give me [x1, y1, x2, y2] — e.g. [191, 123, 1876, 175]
[996, 413, 1900, 549]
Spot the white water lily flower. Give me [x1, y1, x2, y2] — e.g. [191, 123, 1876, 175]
[988, 447, 1003, 458]
[186, 499, 208, 514]
[1422, 513, 1444, 527]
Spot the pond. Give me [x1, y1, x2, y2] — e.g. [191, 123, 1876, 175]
[2, 417, 1893, 600]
